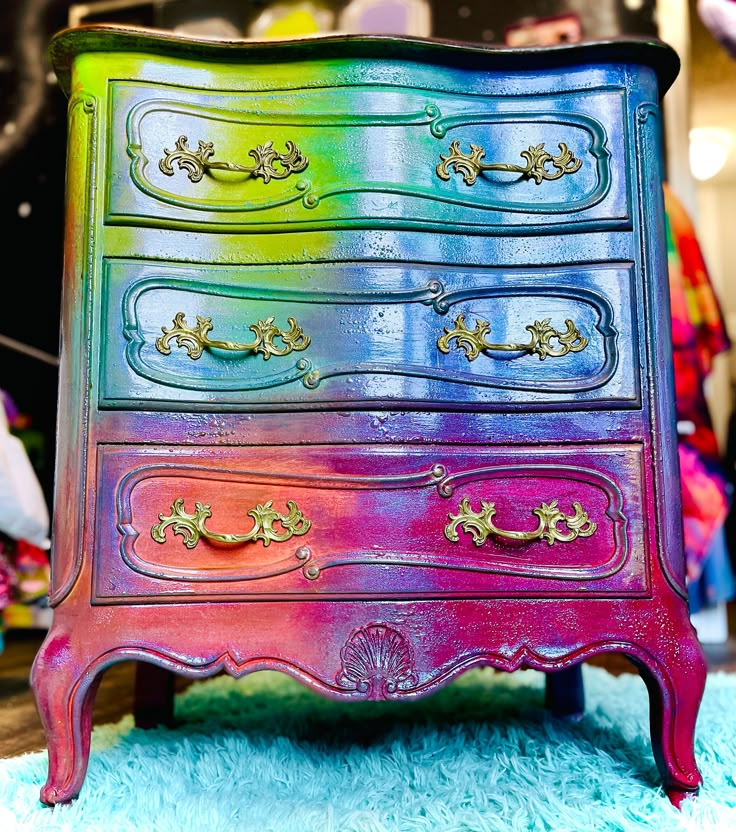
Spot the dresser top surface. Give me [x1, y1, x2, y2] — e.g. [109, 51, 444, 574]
[48, 23, 679, 98]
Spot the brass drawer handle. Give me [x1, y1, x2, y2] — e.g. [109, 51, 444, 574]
[437, 141, 581, 186]
[159, 135, 308, 183]
[155, 312, 311, 360]
[437, 314, 588, 361]
[151, 498, 311, 548]
[445, 498, 597, 546]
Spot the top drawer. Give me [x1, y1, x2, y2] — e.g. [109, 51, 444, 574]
[106, 81, 630, 235]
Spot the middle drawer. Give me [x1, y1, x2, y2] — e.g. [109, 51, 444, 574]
[101, 258, 639, 411]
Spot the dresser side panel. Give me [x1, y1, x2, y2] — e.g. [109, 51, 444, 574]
[49, 66, 97, 605]
[631, 66, 687, 598]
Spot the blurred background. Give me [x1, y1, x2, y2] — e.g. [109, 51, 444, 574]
[0, 0, 734, 650]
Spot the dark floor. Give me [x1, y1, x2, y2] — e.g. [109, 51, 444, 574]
[2, 619, 736, 759]
[0, 628, 190, 758]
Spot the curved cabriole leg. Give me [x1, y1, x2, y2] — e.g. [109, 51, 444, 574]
[30, 633, 104, 805]
[544, 665, 585, 719]
[629, 628, 707, 808]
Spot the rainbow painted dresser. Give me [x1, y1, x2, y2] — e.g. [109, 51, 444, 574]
[33, 24, 705, 806]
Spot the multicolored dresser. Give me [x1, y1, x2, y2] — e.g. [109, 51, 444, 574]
[33, 24, 705, 805]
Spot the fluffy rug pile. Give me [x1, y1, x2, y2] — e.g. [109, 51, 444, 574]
[1, 664, 735, 831]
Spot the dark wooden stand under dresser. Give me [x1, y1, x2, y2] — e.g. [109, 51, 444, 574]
[31, 24, 705, 806]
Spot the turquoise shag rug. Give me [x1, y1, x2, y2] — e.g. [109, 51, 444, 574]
[1, 664, 736, 831]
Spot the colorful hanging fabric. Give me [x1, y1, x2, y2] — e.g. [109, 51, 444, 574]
[664, 182, 732, 586]
[0, 534, 51, 624]
[0, 390, 51, 645]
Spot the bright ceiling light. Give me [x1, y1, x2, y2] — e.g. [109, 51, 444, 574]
[689, 127, 734, 181]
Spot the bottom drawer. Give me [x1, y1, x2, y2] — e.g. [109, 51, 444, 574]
[93, 443, 650, 603]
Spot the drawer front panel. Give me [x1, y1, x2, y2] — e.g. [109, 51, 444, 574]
[101, 259, 638, 410]
[107, 81, 629, 234]
[93, 444, 649, 603]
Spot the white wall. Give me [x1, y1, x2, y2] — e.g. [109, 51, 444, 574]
[659, 0, 700, 220]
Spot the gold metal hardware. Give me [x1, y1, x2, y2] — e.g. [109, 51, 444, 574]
[444, 498, 596, 546]
[437, 141, 581, 186]
[437, 314, 588, 361]
[159, 136, 308, 183]
[155, 312, 310, 361]
[151, 498, 311, 548]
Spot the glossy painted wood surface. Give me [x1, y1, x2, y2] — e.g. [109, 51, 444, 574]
[48, 27, 680, 97]
[33, 25, 704, 809]
[108, 80, 628, 234]
[32, 596, 706, 805]
[103, 259, 639, 410]
[92, 443, 649, 600]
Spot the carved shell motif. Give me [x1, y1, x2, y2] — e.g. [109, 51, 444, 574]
[336, 624, 418, 698]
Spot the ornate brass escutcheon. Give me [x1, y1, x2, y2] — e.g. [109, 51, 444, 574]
[437, 140, 582, 186]
[155, 312, 311, 361]
[445, 498, 597, 546]
[159, 135, 309, 183]
[437, 314, 588, 361]
[151, 498, 311, 548]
